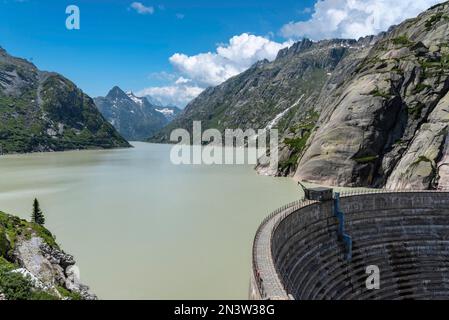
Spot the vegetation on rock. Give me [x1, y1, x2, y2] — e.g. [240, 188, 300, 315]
[295, 2, 449, 189]
[0, 209, 93, 300]
[0, 48, 130, 155]
[31, 199, 45, 226]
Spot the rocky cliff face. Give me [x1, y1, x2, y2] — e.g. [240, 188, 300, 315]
[0, 47, 130, 154]
[0, 211, 96, 300]
[258, 35, 378, 176]
[150, 38, 364, 143]
[295, 2, 449, 190]
[94, 87, 171, 141]
[151, 2, 449, 190]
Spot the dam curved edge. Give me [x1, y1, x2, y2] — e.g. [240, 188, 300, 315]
[250, 191, 449, 300]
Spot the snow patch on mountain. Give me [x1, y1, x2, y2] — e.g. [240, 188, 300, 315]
[155, 108, 175, 116]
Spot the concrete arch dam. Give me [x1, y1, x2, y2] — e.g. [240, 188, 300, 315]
[250, 191, 449, 300]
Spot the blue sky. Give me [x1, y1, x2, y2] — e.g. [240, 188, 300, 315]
[0, 0, 314, 102]
[0, 0, 442, 106]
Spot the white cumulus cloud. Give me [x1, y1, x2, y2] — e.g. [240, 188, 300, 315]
[137, 33, 293, 107]
[281, 0, 444, 40]
[175, 77, 191, 85]
[169, 33, 293, 87]
[130, 2, 154, 15]
[136, 85, 204, 107]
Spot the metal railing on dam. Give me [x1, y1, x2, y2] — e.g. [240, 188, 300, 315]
[249, 190, 449, 300]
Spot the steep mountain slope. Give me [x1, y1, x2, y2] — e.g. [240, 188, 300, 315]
[0, 47, 130, 154]
[94, 87, 169, 141]
[260, 36, 377, 176]
[151, 2, 449, 191]
[150, 38, 372, 143]
[295, 1, 449, 190]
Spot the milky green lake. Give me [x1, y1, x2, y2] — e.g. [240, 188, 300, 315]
[0, 142, 301, 299]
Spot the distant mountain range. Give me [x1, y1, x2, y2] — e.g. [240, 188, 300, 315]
[150, 1, 449, 190]
[0, 47, 130, 154]
[94, 87, 180, 141]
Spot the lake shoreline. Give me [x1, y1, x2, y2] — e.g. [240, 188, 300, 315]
[0, 143, 301, 299]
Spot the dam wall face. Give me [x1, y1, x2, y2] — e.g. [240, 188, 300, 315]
[250, 192, 449, 300]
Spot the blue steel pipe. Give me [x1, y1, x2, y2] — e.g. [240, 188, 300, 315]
[334, 192, 352, 261]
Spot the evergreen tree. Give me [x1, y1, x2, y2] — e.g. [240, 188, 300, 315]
[31, 198, 45, 226]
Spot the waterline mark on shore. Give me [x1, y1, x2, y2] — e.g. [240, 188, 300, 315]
[169, 121, 279, 169]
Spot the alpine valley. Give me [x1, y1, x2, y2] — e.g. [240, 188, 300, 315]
[2, 0, 449, 302]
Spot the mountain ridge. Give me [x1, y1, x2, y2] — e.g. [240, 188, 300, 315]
[150, 1, 449, 190]
[94, 86, 180, 141]
[149, 37, 374, 144]
[0, 48, 130, 154]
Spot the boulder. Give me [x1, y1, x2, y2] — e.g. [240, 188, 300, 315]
[12, 235, 97, 300]
[13, 237, 56, 286]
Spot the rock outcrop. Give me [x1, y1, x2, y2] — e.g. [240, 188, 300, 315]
[0, 47, 130, 154]
[0, 211, 96, 300]
[295, 2, 449, 190]
[13, 237, 96, 300]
